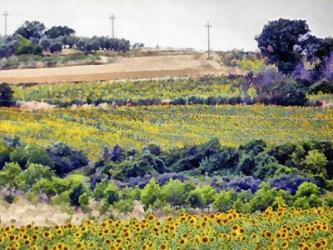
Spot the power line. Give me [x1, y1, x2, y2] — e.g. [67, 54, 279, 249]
[4, 10, 258, 33]
[109, 13, 115, 39]
[3, 10, 9, 36]
[205, 22, 212, 59]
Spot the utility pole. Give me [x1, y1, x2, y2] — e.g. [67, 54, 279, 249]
[109, 14, 115, 39]
[3, 10, 9, 36]
[205, 22, 212, 59]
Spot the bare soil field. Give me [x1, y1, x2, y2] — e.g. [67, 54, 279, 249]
[0, 54, 231, 84]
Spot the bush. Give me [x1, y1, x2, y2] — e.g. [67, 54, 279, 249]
[295, 182, 320, 197]
[46, 143, 88, 175]
[0, 143, 10, 169]
[0, 83, 14, 107]
[212, 176, 262, 193]
[213, 190, 237, 212]
[114, 199, 134, 214]
[10, 144, 54, 169]
[18, 163, 54, 191]
[161, 180, 189, 207]
[253, 69, 308, 106]
[15, 35, 42, 55]
[325, 196, 333, 207]
[304, 150, 328, 176]
[0, 162, 21, 188]
[69, 184, 86, 207]
[309, 80, 333, 94]
[105, 184, 120, 205]
[248, 182, 282, 212]
[188, 187, 214, 210]
[187, 189, 206, 209]
[78, 192, 89, 210]
[269, 174, 318, 195]
[140, 179, 161, 210]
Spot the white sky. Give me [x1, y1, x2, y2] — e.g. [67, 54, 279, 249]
[0, 0, 332, 51]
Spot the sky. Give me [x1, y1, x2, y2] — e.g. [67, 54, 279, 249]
[0, 0, 332, 51]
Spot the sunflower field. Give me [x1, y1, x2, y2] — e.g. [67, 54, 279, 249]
[13, 77, 250, 106]
[0, 207, 332, 250]
[0, 105, 332, 159]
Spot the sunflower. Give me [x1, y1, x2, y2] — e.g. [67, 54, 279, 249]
[281, 241, 288, 248]
[293, 229, 301, 237]
[179, 236, 188, 245]
[201, 236, 209, 244]
[319, 238, 327, 247]
[159, 242, 168, 250]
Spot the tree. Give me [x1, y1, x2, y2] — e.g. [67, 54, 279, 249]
[15, 35, 42, 55]
[14, 21, 46, 41]
[256, 19, 309, 74]
[0, 83, 14, 107]
[140, 179, 161, 210]
[0, 36, 18, 58]
[45, 26, 75, 39]
[39, 36, 51, 51]
[49, 40, 62, 53]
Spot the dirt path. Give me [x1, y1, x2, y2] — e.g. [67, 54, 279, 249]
[0, 54, 228, 84]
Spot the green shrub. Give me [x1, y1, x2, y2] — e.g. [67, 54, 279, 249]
[213, 190, 237, 212]
[114, 199, 134, 214]
[0, 162, 21, 188]
[161, 180, 188, 207]
[248, 182, 282, 212]
[140, 179, 161, 210]
[325, 196, 333, 207]
[18, 163, 54, 191]
[10, 145, 54, 169]
[295, 182, 320, 197]
[16, 35, 42, 55]
[304, 150, 328, 176]
[187, 189, 206, 209]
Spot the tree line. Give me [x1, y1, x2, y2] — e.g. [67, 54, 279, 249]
[0, 21, 132, 57]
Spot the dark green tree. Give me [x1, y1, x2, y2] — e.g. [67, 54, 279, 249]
[0, 83, 14, 107]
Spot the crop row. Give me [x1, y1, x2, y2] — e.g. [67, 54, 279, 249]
[0, 105, 332, 159]
[12, 77, 253, 105]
